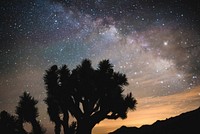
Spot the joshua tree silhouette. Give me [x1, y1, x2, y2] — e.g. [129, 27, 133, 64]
[44, 65, 71, 134]
[16, 92, 45, 134]
[0, 110, 22, 134]
[44, 59, 137, 134]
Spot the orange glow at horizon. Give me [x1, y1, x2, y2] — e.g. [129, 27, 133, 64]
[93, 86, 200, 134]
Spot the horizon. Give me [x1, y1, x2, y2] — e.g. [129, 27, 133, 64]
[93, 86, 200, 134]
[20, 86, 199, 134]
[19, 85, 200, 134]
[0, 0, 200, 134]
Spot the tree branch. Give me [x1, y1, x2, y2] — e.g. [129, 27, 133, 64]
[91, 102, 100, 115]
[90, 109, 109, 126]
[68, 97, 83, 121]
[106, 113, 119, 120]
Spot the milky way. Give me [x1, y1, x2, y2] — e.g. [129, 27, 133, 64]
[0, 0, 200, 133]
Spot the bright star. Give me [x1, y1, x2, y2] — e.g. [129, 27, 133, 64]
[164, 41, 168, 46]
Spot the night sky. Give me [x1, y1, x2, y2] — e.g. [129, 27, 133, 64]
[0, 0, 200, 133]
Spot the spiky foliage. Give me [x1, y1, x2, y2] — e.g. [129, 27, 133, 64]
[0, 110, 23, 134]
[44, 59, 137, 134]
[16, 92, 38, 123]
[16, 92, 45, 134]
[44, 65, 71, 134]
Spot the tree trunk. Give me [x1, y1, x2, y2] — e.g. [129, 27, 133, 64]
[62, 112, 69, 134]
[76, 126, 92, 134]
[76, 120, 93, 134]
[18, 119, 27, 134]
[54, 121, 61, 134]
[31, 119, 44, 134]
[62, 122, 69, 134]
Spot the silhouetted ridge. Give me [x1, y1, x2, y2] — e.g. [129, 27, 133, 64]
[109, 107, 200, 134]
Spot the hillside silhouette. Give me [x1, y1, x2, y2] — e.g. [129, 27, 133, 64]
[109, 107, 200, 134]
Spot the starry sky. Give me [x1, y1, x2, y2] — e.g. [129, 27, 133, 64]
[0, 0, 200, 133]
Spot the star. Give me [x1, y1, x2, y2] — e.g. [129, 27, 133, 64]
[0, 0, 200, 134]
[164, 41, 168, 46]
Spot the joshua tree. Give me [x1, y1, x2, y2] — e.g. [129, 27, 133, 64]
[44, 65, 71, 134]
[0, 110, 23, 134]
[16, 92, 45, 134]
[45, 97, 62, 134]
[44, 59, 137, 134]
